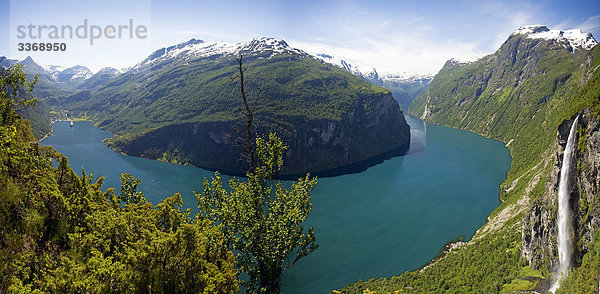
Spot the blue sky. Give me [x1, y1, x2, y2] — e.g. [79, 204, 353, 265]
[1, 0, 599, 74]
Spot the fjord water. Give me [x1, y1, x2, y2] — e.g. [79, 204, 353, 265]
[42, 114, 510, 293]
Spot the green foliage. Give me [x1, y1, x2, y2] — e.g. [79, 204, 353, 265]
[197, 132, 318, 293]
[118, 172, 145, 204]
[1, 62, 38, 125]
[339, 230, 524, 293]
[0, 65, 238, 293]
[500, 266, 546, 292]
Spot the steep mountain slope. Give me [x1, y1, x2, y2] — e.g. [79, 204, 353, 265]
[64, 38, 410, 176]
[343, 25, 599, 293]
[316, 54, 432, 109]
[410, 25, 596, 179]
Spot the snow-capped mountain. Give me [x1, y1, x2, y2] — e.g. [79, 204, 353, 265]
[237, 38, 306, 56]
[56, 65, 94, 82]
[43, 65, 66, 80]
[315, 54, 364, 77]
[379, 72, 434, 84]
[512, 25, 597, 51]
[130, 36, 434, 92]
[314, 53, 433, 84]
[135, 37, 309, 72]
[312, 52, 432, 109]
[444, 57, 478, 68]
[76, 67, 126, 90]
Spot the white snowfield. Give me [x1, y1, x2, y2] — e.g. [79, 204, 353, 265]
[135, 36, 434, 81]
[43, 64, 93, 80]
[135, 37, 308, 69]
[513, 25, 597, 51]
[315, 53, 434, 82]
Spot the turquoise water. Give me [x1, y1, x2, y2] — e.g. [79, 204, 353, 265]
[42, 115, 510, 293]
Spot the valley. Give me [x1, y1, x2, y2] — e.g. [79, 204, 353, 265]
[1, 3, 599, 291]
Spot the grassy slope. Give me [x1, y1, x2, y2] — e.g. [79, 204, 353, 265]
[339, 40, 600, 293]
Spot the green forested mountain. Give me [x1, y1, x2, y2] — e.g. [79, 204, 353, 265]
[342, 25, 600, 293]
[1, 63, 238, 293]
[62, 38, 410, 176]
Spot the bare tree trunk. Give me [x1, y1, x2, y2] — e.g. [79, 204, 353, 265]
[235, 55, 258, 174]
[259, 262, 282, 294]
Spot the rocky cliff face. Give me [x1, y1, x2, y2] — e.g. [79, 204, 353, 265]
[106, 91, 410, 177]
[522, 109, 600, 270]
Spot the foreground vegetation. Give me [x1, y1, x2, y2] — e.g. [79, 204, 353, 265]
[1, 63, 239, 293]
[2, 59, 319, 293]
[197, 57, 319, 293]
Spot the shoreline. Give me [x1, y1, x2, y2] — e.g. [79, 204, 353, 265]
[39, 118, 92, 142]
[419, 236, 466, 273]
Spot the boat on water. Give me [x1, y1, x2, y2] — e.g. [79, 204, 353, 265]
[70, 121, 73, 127]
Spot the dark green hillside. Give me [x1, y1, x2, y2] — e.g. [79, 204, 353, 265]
[65, 45, 410, 176]
[15, 99, 52, 139]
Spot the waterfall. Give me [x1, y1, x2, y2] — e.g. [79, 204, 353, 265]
[549, 115, 579, 293]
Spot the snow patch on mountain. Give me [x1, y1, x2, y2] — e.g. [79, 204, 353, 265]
[315, 54, 364, 77]
[315, 53, 433, 83]
[513, 25, 597, 51]
[380, 72, 434, 83]
[43, 65, 66, 80]
[59, 65, 94, 81]
[238, 38, 306, 55]
[136, 37, 308, 70]
[446, 57, 477, 67]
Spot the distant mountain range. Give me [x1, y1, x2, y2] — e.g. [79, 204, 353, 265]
[315, 54, 432, 109]
[0, 56, 130, 94]
[2, 38, 430, 110]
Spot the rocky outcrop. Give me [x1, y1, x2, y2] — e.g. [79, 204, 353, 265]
[522, 109, 600, 270]
[106, 92, 410, 177]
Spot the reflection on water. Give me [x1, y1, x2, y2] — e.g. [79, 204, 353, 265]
[405, 113, 427, 154]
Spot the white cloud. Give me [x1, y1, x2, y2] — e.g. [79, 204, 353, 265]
[289, 3, 499, 75]
[576, 15, 600, 32]
[287, 0, 577, 75]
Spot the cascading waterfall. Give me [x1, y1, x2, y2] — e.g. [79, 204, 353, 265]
[549, 115, 579, 293]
